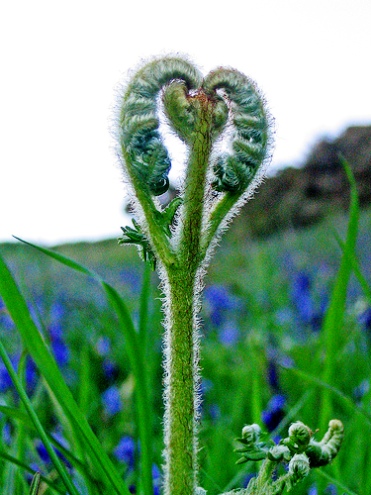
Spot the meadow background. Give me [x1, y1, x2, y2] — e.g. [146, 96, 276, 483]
[0, 129, 371, 493]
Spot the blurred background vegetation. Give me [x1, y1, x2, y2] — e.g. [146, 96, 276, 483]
[0, 124, 370, 494]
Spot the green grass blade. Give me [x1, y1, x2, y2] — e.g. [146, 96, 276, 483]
[10, 237, 154, 495]
[0, 341, 80, 495]
[319, 157, 360, 431]
[334, 232, 371, 305]
[0, 452, 64, 494]
[0, 253, 131, 495]
[29, 472, 41, 495]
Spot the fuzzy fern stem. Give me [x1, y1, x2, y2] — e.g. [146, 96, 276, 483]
[162, 90, 216, 495]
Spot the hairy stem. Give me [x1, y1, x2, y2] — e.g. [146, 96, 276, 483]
[163, 267, 199, 495]
[162, 91, 214, 495]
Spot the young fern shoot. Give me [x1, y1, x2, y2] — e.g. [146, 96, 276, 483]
[117, 55, 342, 495]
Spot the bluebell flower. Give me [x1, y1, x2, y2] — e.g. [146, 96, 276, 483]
[102, 385, 122, 416]
[218, 322, 239, 346]
[51, 336, 70, 367]
[262, 394, 286, 431]
[35, 432, 72, 469]
[359, 307, 371, 332]
[325, 484, 337, 494]
[120, 267, 141, 295]
[353, 379, 369, 403]
[152, 464, 162, 495]
[103, 358, 119, 382]
[2, 421, 12, 445]
[204, 285, 238, 327]
[208, 403, 221, 422]
[291, 271, 326, 332]
[25, 355, 38, 394]
[114, 435, 135, 470]
[36, 440, 51, 464]
[50, 301, 65, 322]
[49, 322, 64, 340]
[96, 336, 111, 356]
[291, 272, 314, 325]
[267, 357, 279, 391]
[0, 359, 13, 392]
[307, 485, 318, 495]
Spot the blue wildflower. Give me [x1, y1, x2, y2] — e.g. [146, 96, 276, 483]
[359, 307, 371, 332]
[218, 322, 239, 346]
[120, 267, 141, 295]
[307, 486, 318, 495]
[262, 394, 286, 431]
[325, 484, 337, 494]
[51, 336, 70, 367]
[114, 435, 135, 470]
[267, 357, 279, 391]
[102, 385, 122, 416]
[0, 359, 13, 392]
[152, 464, 162, 495]
[291, 271, 326, 332]
[204, 285, 238, 327]
[208, 404, 221, 422]
[35, 432, 72, 469]
[50, 301, 65, 322]
[25, 355, 38, 394]
[96, 336, 111, 356]
[2, 422, 12, 445]
[49, 322, 64, 340]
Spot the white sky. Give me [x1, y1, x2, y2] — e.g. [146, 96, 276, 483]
[1, 0, 370, 245]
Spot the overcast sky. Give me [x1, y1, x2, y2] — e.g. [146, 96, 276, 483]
[1, 0, 370, 245]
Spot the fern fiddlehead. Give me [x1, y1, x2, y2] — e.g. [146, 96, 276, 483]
[118, 54, 343, 495]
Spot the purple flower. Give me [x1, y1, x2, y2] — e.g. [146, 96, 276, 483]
[291, 272, 326, 332]
[2, 422, 12, 445]
[35, 431, 72, 469]
[103, 358, 119, 382]
[218, 323, 239, 346]
[102, 385, 122, 416]
[96, 336, 111, 356]
[114, 435, 135, 470]
[359, 307, 371, 332]
[50, 301, 65, 322]
[152, 464, 162, 495]
[0, 359, 13, 392]
[25, 356, 38, 394]
[325, 484, 337, 494]
[262, 394, 286, 431]
[307, 486, 318, 495]
[51, 337, 70, 367]
[204, 285, 239, 327]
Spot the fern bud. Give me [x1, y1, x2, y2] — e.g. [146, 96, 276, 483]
[284, 421, 312, 453]
[306, 419, 344, 467]
[203, 68, 270, 193]
[288, 453, 310, 486]
[119, 57, 202, 195]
